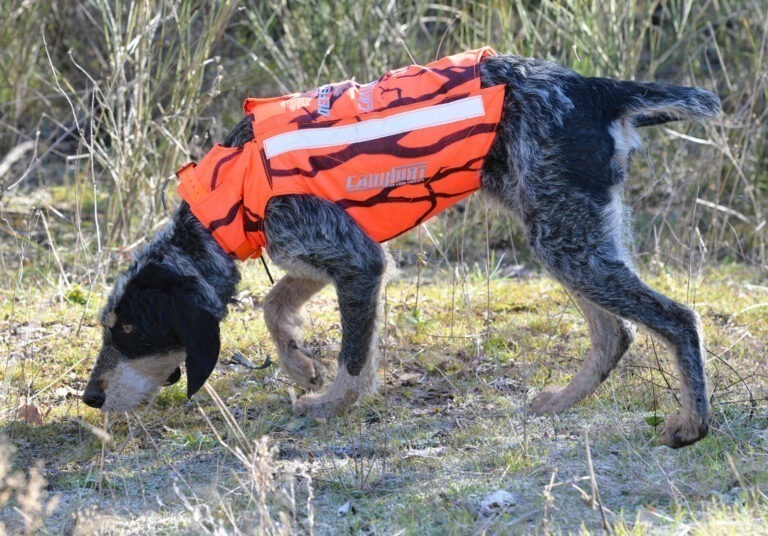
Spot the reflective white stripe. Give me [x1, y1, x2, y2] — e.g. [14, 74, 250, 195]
[263, 95, 486, 159]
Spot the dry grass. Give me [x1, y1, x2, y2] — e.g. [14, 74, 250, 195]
[0, 438, 57, 535]
[1, 0, 767, 533]
[1, 0, 766, 278]
[1, 263, 767, 533]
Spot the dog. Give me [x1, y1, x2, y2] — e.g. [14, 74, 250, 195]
[82, 50, 720, 448]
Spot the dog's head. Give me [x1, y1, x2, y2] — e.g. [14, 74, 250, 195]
[83, 258, 222, 412]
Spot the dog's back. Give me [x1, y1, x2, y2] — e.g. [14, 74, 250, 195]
[480, 54, 719, 210]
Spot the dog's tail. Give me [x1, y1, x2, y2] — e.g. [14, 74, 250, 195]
[609, 80, 721, 127]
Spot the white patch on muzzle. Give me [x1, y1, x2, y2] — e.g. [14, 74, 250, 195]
[101, 352, 185, 412]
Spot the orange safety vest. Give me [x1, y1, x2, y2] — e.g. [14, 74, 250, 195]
[177, 48, 505, 260]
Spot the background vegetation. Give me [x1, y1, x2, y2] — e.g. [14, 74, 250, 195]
[0, 0, 766, 533]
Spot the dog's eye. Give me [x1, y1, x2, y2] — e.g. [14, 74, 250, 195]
[121, 323, 134, 334]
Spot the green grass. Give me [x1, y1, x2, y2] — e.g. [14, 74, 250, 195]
[1, 0, 766, 283]
[1, 261, 766, 533]
[1, 0, 767, 533]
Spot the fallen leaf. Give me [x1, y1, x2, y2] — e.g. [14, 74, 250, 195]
[337, 501, 356, 517]
[646, 415, 664, 427]
[18, 404, 43, 425]
[636, 507, 673, 525]
[55, 386, 81, 399]
[405, 446, 446, 458]
[479, 489, 517, 517]
[284, 416, 314, 432]
[398, 372, 422, 386]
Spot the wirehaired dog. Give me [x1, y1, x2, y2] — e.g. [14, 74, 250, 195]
[83, 52, 720, 448]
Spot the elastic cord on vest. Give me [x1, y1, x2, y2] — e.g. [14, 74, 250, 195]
[259, 256, 274, 285]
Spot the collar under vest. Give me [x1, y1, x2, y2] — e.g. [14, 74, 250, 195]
[177, 47, 505, 260]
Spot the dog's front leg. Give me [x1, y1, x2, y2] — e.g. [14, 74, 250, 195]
[265, 195, 386, 418]
[292, 259, 385, 418]
[264, 275, 328, 390]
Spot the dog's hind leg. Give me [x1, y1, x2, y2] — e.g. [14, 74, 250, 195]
[535, 250, 709, 448]
[531, 294, 635, 414]
[263, 275, 328, 390]
[521, 178, 709, 447]
[579, 266, 706, 448]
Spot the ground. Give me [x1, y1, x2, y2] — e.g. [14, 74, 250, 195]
[1, 259, 766, 534]
[1, 0, 766, 533]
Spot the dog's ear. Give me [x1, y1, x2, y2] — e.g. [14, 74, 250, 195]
[172, 299, 221, 398]
[128, 261, 224, 397]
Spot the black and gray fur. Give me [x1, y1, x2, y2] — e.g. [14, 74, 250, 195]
[83, 54, 720, 448]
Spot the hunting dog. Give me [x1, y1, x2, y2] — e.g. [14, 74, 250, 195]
[83, 52, 720, 448]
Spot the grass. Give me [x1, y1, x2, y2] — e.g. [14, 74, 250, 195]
[2, 260, 767, 533]
[1, 0, 767, 533]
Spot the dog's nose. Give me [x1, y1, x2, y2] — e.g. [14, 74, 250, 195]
[83, 388, 105, 409]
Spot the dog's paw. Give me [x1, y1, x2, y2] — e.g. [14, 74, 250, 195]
[292, 388, 358, 419]
[659, 411, 709, 448]
[530, 386, 570, 415]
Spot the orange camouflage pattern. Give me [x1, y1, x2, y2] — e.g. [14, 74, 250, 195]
[177, 48, 505, 260]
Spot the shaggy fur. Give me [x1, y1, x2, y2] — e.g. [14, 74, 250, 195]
[83, 54, 720, 448]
